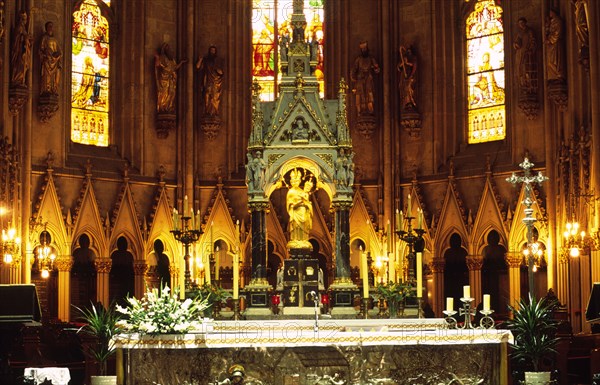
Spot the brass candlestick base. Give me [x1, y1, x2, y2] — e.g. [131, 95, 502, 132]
[360, 297, 370, 319]
[232, 298, 241, 320]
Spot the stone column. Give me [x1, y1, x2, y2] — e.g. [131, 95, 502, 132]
[94, 257, 112, 306]
[145, 265, 160, 290]
[133, 261, 148, 298]
[333, 201, 352, 282]
[8, 257, 22, 284]
[430, 257, 445, 316]
[249, 201, 268, 284]
[556, 251, 570, 306]
[505, 252, 522, 308]
[55, 256, 73, 322]
[169, 265, 180, 293]
[466, 255, 483, 306]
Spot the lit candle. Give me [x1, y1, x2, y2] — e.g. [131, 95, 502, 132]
[399, 210, 404, 230]
[407, 194, 412, 215]
[173, 209, 179, 231]
[179, 251, 185, 299]
[184, 195, 189, 217]
[416, 252, 423, 298]
[418, 208, 423, 229]
[395, 209, 400, 232]
[361, 247, 369, 298]
[387, 220, 391, 253]
[446, 297, 454, 312]
[483, 294, 491, 311]
[463, 285, 471, 299]
[196, 210, 201, 231]
[233, 252, 239, 299]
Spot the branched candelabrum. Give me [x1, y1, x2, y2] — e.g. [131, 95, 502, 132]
[171, 210, 202, 292]
[458, 297, 476, 329]
[395, 213, 425, 283]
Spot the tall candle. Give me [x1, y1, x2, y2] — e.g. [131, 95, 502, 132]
[446, 297, 454, 312]
[395, 209, 400, 232]
[233, 252, 239, 299]
[387, 220, 391, 253]
[483, 294, 491, 311]
[416, 252, 423, 298]
[179, 251, 185, 299]
[463, 285, 471, 299]
[184, 195, 189, 216]
[399, 210, 404, 230]
[204, 251, 211, 285]
[407, 194, 412, 215]
[361, 248, 369, 298]
[418, 209, 423, 229]
[215, 246, 220, 281]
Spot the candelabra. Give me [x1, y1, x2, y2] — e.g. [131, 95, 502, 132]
[458, 296, 476, 329]
[1, 224, 20, 265]
[37, 227, 56, 278]
[395, 207, 425, 284]
[171, 197, 202, 292]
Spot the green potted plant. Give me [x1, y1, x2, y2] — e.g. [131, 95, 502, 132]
[376, 281, 414, 318]
[74, 302, 122, 385]
[505, 294, 559, 385]
[192, 283, 230, 317]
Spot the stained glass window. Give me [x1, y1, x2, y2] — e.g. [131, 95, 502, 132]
[466, 0, 505, 144]
[71, 0, 110, 147]
[252, 0, 324, 101]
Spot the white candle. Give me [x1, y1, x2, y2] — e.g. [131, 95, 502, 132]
[407, 194, 412, 215]
[233, 252, 239, 299]
[418, 209, 423, 229]
[215, 246, 220, 281]
[395, 209, 400, 232]
[179, 252, 185, 299]
[184, 195, 189, 216]
[483, 294, 491, 311]
[399, 210, 404, 230]
[204, 251, 211, 285]
[387, 220, 391, 252]
[361, 248, 369, 298]
[446, 297, 454, 312]
[463, 285, 471, 299]
[416, 252, 423, 298]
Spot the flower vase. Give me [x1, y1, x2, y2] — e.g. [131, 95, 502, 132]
[388, 300, 405, 318]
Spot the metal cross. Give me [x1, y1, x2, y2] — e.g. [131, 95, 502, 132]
[506, 157, 548, 297]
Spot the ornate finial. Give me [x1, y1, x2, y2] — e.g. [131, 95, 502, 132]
[252, 79, 261, 96]
[448, 157, 455, 177]
[85, 159, 93, 177]
[46, 151, 54, 170]
[123, 161, 130, 179]
[338, 78, 348, 94]
[485, 155, 491, 173]
[158, 164, 166, 182]
[295, 73, 305, 89]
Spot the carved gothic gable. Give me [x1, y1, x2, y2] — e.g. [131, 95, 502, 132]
[350, 191, 380, 254]
[72, 176, 108, 258]
[110, 182, 144, 258]
[201, 187, 239, 255]
[507, 183, 548, 252]
[434, 181, 469, 256]
[32, 170, 70, 257]
[470, 178, 508, 254]
[146, 185, 179, 263]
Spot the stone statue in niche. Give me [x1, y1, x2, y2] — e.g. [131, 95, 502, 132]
[572, 0, 589, 68]
[397, 45, 417, 111]
[39, 21, 62, 96]
[544, 8, 565, 82]
[292, 117, 309, 141]
[10, 10, 32, 88]
[351, 41, 380, 117]
[245, 150, 266, 192]
[334, 149, 354, 188]
[196, 45, 224, 117]
[154, 43, 186, 114]
[513, 18, 537, 95]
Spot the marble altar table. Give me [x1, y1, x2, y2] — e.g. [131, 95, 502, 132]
[115, 319, 512, 385]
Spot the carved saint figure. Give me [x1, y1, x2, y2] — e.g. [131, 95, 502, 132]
[196, 45, 224, 117]
[334, 149, 348, 187]
[397, 45, 417, 110]
[245, 151, 266, 191]
[154, 43, 186, 114]
[10, 10, 32, 88]
[39, 21, 62, 96]
[544, 9, 565, 81]
[513, 17, 537, 94]
[351, 41, 380, 116]
[287, 169, 313, 248]
[573, 0, 589, 66]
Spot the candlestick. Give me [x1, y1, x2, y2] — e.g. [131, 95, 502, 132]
[399, 210, 404, 230]
[483, 294, 490, 311]
[446, 297, 454, 312]
[233, 252, 239, 299]
[416, 252, 423, 298]
[361, 248, 369, 298]
[463, 285, 471, 299]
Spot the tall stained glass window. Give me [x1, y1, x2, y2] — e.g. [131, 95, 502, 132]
[71, 0, 110, 147]
[252, 0, 324, 101]
[466, 0, 505, 144]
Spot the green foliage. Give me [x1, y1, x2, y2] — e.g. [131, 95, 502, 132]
[74, 302, 122, 376]
[191, 283, 230, 306]
[116, 284, 209, 336]
[505, 294, 559, 372]
[376, 281, 414, 303]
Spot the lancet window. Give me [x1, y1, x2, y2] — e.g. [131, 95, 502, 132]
[252, 0, 324, 101]
[71, 0, 111, 147]
[466, 0, 505, 144]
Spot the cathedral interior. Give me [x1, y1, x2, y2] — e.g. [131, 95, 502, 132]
[1, 0, 600, 384]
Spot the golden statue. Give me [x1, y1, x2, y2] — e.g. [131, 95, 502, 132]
[286, 169, 314, 250]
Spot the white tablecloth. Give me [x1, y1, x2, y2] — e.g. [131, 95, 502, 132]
[24, 367, 70, 385]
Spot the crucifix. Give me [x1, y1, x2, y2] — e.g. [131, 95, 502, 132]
[506, 157, 548, 297]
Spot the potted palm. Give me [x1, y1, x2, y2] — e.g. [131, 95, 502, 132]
[376, 281, 414, 318]
[74, 302, 122, 385]
[505, 294, 559, 385]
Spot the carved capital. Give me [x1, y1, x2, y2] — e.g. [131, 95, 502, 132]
[248, 201, 270, 211]
[505, 252, 522, 268]
[429, 258, 445, 273]
[169, 266, 179, 276]
[94, 257, 112, 273]
[466, 255, 484, 271]
[133, 261, 148, 275]
[54, 256, 74, 272]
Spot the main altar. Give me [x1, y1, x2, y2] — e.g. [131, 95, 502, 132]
[114, 319, 511, 385]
